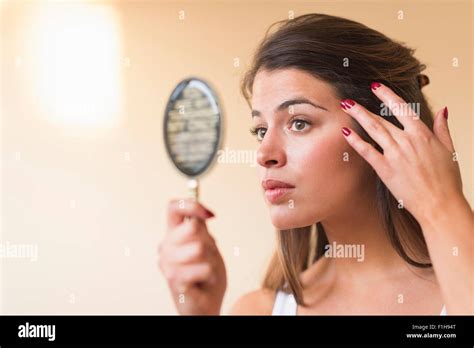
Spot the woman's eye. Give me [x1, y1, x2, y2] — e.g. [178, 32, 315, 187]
[290, 119, 310, 131]
[250, 119, 310, 142]
[256, 128, 267, 141]
[250, 127, 267, 141]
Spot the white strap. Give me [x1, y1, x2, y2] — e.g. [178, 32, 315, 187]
[440, 305, 447, 316]
[272, 290, 297, 315]
[271, 290, 447, 315]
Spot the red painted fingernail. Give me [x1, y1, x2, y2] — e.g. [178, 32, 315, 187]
[341, 127, 351, 136]
[443, 106, 448, 119]
[341, 99, 355, 110]
[371, 82, 382, 91]
[205, 209, 215, 218]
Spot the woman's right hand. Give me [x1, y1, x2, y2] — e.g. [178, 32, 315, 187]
[158, 199, 227, 315]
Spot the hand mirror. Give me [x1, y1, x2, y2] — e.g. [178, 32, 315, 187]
[163, 77, 223, 202]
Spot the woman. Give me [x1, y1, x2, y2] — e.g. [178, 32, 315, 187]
[158, 13, 473, 315]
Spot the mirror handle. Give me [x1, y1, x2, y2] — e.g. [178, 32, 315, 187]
[187, 178, 199, 202]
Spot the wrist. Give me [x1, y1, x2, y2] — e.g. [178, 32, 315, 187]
[418, 193, 472, 232]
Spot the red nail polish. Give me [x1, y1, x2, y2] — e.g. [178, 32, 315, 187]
[341, 127, 351, 136]
[340, 101, 348, 110]
[371, 82, 382, 91]
[443, 106, 448, 119]
[341, 99, 355, 109]
[205, 209, 215, 218]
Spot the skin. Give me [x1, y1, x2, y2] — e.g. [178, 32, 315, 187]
[159, 201, 226, 315]
[159, 68, 473, 315]
[250, 69, 375, 230]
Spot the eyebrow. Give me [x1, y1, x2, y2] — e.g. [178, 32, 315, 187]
[251, 97, 328, 118]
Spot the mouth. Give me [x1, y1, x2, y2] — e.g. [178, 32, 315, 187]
[262, 179, 295, 204]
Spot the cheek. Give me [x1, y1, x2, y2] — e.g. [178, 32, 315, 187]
[289, 130, 369, 211]
[290, 131, 352, 183]
[261, 122, 372, 229]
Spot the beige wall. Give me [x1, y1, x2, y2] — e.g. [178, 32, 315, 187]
[0, 0, 472, 314]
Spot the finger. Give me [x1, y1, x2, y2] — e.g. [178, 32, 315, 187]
[341, 126, 387, 175]
[340, 99, 399, 151]
[172, 242, 211, 265]
[159, 219, 215, 259]
[165, 218, 210, 245]
[162, 241, 213, 266]
[167, 199, 215, 229]
[433, 106, 455, 153]
[172, 263, 213, 290]
[370, 82, 425, 131]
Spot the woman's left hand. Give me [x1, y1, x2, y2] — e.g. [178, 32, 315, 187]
[339, 82, 464, 227]
[340, 82, 473, 314]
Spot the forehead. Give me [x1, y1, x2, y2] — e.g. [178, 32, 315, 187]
[251, 68, 337, 110]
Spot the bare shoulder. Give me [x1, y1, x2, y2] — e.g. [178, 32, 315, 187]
[228, 288, 276, 315]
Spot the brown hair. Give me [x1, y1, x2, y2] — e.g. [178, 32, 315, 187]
[241, 13, 433, 305]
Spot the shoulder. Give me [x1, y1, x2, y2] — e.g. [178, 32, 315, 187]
[229, 288, 277, 315]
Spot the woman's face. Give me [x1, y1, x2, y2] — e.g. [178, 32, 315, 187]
[251, 68, 374, 230]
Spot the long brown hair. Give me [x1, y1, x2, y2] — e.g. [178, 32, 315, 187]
[241, 13, 434, 305]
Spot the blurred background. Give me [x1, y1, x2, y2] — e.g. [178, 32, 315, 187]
[0, 0, 472, 314]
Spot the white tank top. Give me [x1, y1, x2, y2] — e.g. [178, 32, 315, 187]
[271, 290, 448, 315]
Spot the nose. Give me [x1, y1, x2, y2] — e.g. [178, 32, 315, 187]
[256, 129, 287, 168]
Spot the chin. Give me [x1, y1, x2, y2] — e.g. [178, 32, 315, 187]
[269, 206, 316, 230]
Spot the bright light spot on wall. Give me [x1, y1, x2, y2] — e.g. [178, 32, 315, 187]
[33, 3, 122, 128]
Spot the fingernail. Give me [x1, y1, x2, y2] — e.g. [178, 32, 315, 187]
[443, 106, 448, 120]
[340, 99, 355, 110]
[371, 82, 382, 91]
[341, 127, 351, 136]
[205, 209, 215, 218]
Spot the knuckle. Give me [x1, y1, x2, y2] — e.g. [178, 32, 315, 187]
[183, 198, 195, 209]
[395, 150, 406, 164]
[196, 263, 210, 276]
[419, 131, 432, 144]
[366, 119, 380, 133]
[158, 246, 168, 261]
[158, 250, 170, 268]
[164, 268, 177, 282]
[396, 134, 410, 147]
[358, 143, 371, 157]
[169, 198, 187, 213]
[203, 263, 213, 276]
[193, 242, 206, 258]
[167, 202, 176, 218]
[168, 199, 177, 210]
[184, 220, 200, 236]
[399, 138, 415, 154]
[189, 218, 200, 229]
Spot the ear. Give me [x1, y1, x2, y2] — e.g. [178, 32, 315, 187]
[433, 106, 455, 153]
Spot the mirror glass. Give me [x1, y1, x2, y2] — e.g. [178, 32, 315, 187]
[164, 77, 222, 178]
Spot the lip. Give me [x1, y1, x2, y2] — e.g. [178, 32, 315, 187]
[262, 179, 295, 204]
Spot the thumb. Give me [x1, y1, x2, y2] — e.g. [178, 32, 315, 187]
[433, 106, 455, 153]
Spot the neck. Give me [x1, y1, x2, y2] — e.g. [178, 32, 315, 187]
[319, 181, 406, 281]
